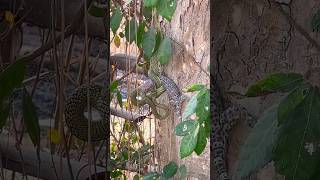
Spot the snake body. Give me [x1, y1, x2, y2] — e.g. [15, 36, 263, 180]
[159, 73, 183, 119]
[211, 75, 254, 180]
[65, 85, 109, 142]
[147, 57, 184, 119]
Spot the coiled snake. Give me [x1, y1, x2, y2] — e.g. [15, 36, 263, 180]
[65, 85, 109, 142]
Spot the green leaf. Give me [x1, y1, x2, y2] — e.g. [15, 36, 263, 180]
[195, 89, 210, 123]
[156, 0, 177, 21]
[110, 80, 119, 93]
[154, 31, 162, 53]
[174, 120, 197, 136]
[142, 28, 157, 59]
[182, 95, 197, 121]
[111, 170, 123, 178]
[184, 84, 206, 92]
[312, 10, 320, 32]
[142, 172, 160, 180]
[110, 7, 122, 34]
[133, 175, 140, 180]
[277, 87, 306, 125]
[245, 73, 304, 97]
[144, 0, 158, 7]
[0, 101, 9, 129]
[194, 122, 207, 155]
[178, 165, 187, 180]
[88, 2, 106, 17]
[116, 90, 123, 108]
[163, 161, 178, 178]
[0, 58, 26, 101]
[155, 37, 172, 65]
[125, 18, 138, 43]
[144, 7, 153, 22]
[23, 90, 40, 146]
[274, 87, 320, 180]
[137, 22, 146, 47]
[235, 104, 280, 180]
[180, 124, 199, 159]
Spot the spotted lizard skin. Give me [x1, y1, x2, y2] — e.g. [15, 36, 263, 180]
[211, 76, 255, 180]
[159, 73, 184, 120]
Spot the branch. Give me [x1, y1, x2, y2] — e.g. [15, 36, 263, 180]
[0, 135, 105, 180]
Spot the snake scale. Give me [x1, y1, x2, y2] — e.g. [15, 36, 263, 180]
[211, 75, 255, 180]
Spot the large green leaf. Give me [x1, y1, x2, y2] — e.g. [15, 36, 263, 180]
[142, 28, 157, 59]
[23, 90, 40, 146]
[174, 120, 198, 136]
[235, 104, 280, 180]
[277, 87, 306, 125]
[110, 7, 122, 34]
[162, 161, 178, 178]
[0, 58, 26, 101]
[136, 22, 146, 47]
[156, 0, 177, 21]
[144, 0, 158, 7]
[180, 124, 199, 159]
[194, 123, 207, 155]
[155, 37, 172, 65]
[182, 95, 197, 121]
[195, 89, 210, 123]
[245, 73, 304, 97]
[274, 87, 320, 180]
[125, 18, 138, 43]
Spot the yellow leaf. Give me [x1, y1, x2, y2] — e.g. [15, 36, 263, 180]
[124, 100, 130, 109]
[48, 129, 61, 145]
[114, 34, 121, 48]
[4, 11, 14, 27]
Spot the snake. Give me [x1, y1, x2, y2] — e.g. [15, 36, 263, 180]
[130, 57, 184, 120]
[211, 74, 255, 180]
[64, 84, 109, 142]
[65, 56, 184, 141]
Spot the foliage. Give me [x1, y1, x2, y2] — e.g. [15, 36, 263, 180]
[142, 161, 186, 180]
[238, 72, 320, 179]
[0, 58, 26, 129]
[235, 104, 280, 180]
[23, 89, 40, 147]
[175, 84, 210, 158]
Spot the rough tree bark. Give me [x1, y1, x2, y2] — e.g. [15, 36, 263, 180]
[213, 0, 320, 179]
